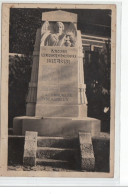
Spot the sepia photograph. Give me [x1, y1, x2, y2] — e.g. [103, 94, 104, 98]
[0, 3, 116, 178]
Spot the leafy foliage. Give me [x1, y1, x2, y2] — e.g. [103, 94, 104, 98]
[85, 41, 111, 132]
[9, 9, 42, 54]
[9, 55, 32, 127]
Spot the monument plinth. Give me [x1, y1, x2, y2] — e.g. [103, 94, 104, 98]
[13, 10, 100, 137]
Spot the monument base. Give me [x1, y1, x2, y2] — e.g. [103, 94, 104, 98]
[13, 116, 100, 137]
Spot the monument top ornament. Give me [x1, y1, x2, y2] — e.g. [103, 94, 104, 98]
[42, 10, 77, 22]
[41, 11, 77, 47]
[41, 21, 76, 47]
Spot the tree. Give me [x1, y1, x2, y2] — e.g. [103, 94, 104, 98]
[9, 55, 32, 127]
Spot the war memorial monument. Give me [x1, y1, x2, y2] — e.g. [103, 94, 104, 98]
[12, 10, 101, 171]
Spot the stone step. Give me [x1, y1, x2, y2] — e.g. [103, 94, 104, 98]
[36, 158, 72, 169]
[37, 136, 78, 148]
[36, 147, 79, 161]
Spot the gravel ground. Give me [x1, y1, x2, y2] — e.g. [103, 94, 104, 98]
[8, 165, 78, 172]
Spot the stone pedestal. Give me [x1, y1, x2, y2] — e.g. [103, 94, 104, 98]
[13, 116, 100, 137]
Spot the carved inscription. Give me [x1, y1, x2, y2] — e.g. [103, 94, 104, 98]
[40, 47, 77, 66]
[42, 93, 73, 102]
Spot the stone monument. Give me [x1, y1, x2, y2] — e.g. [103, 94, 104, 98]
[13, 10, 101, 170]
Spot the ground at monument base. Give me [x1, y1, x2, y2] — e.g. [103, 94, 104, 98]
[7, 165, 81, 172]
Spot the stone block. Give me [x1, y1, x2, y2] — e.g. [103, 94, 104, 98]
[36, 105, 79, 117]
[79, 132, 95, 171]
[13, 116, 100, 137]
[13, 116, 25, 135]
[78, 104, 87, 117]
[42, 10, 77, 22]
[23, 131, 38, 167]
[36, 46, 79, 117]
